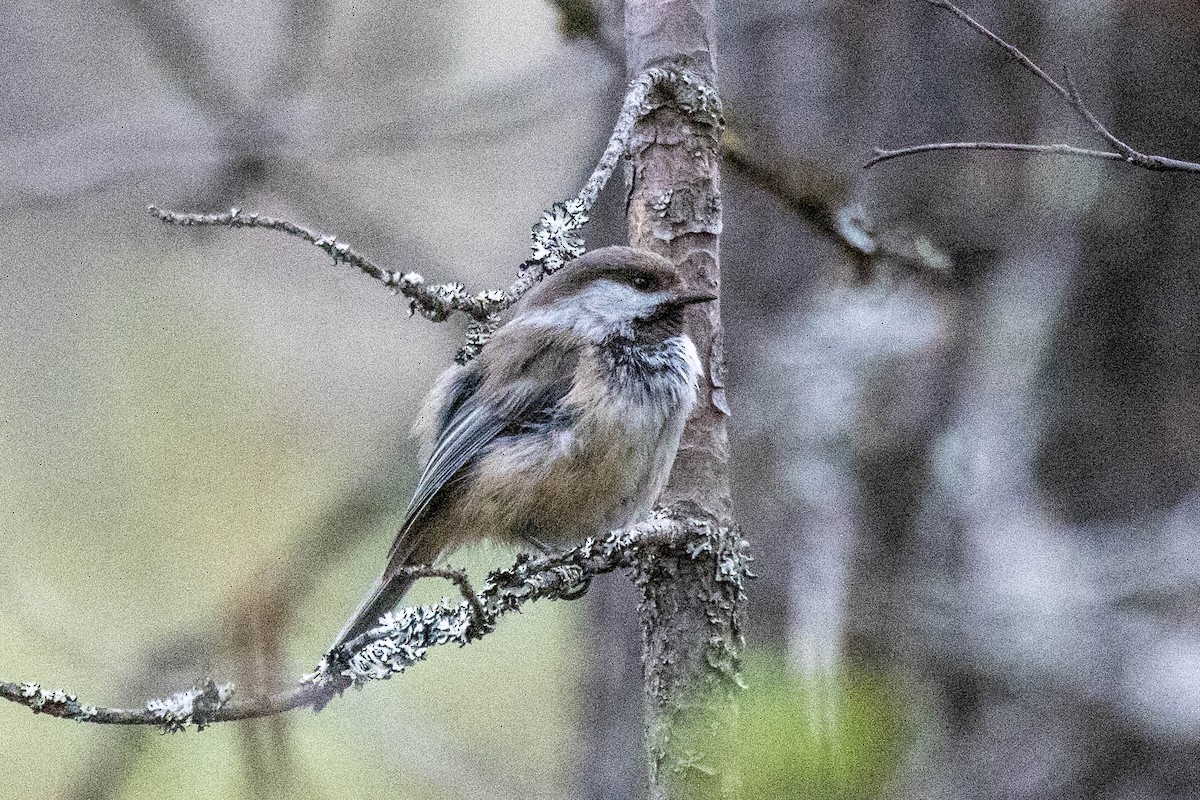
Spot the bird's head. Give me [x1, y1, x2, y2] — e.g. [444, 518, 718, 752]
[513, 246, 716, 342]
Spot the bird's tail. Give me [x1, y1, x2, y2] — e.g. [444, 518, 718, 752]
[330, 571, 418, 653]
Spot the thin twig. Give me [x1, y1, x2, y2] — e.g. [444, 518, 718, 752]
[398, 565, 490, 633]
[150, 68, 697, 362]
[865, 141, 1127, 168]
[867, 0, 1200, 174]
[148, 204, 490, 322]
[542, 0, 948, 275]
[925, 0, 1067, 98]
[722, 133, 869, 257]
[924, 0, 1135, 159]
[0, 517, 690, 732]
[723, 133, 953, 277]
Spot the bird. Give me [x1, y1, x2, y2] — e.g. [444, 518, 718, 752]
[331, 245, 715, 652]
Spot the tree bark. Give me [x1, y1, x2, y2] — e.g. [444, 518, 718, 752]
[624, 3, 744, 799]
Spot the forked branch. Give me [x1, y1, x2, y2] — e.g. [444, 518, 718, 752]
[866, 0, 1200, 174]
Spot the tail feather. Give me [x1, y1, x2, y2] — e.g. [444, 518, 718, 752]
[330, 572, 417, 652]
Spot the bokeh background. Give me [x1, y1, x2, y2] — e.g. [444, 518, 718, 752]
[3, 1, 1199, 798]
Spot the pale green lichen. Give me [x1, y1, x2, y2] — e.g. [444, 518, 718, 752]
[530, 198, 588, 273]
[309, 600, 476, 688]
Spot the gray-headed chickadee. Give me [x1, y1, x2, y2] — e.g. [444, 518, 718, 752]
[332, 246, 715, 650]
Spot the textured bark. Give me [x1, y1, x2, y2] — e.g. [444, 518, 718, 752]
[624, 3, 745, 799]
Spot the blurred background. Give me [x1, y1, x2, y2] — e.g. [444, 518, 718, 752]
[2, 0, 1198, 798]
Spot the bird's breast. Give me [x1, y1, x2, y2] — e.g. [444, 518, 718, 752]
[458, 335, 701, 546]
[595, 333, 703, 411]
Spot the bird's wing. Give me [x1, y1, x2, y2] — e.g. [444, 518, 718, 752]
[386, 337, 580, 571]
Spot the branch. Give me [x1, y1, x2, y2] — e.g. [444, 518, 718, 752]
[147, 204, 493, 323]
[722, 132, 871, 259]
[867, 0, 1200, 174]
[865, 141, 1128, 169]
[624, 2, 754, 796]
[55, 469, 407, 798]
[543, 0, 942, 276]
[118, 0, 302, 203]
[262, 0, 332, 103]
[547, 0, 623, 64]
[150, 67, 685, 362]
[723, 132, 952, 278]
[0, 515, 692, 733]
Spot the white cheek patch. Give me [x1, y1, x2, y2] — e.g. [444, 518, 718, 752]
[579, 280, 665, 327]
[514, 280, 667, 341]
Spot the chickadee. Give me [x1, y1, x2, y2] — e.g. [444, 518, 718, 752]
[332, 246, 715, 650]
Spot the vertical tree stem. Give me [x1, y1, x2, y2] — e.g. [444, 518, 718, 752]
[624, 3, 745, 798]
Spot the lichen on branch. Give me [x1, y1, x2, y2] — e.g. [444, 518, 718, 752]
[0, 514, 715, 732]
[148, 67, 711, 362]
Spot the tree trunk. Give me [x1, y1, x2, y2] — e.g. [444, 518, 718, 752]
[623, 3, 745, 799]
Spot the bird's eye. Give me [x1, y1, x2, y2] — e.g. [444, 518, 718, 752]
[630, 275, 653, 291]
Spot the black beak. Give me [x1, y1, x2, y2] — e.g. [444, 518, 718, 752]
[670, 290, 718, 306]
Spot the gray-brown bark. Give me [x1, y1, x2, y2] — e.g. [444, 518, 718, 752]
[624, 2, 747, 798]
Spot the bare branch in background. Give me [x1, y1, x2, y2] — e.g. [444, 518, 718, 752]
[723, 128, 952, 278]
[866, 0, 1200, 174]
[721, 133, 867, 257]
[867, 141, 1131, 168]
[545, 0, 950, 279]
[58, 473, 402, 800]
[549, 0, 602, 40]
[0, 516, 693, 732]
[722, 134, 950, 278]
[120, 0, 334, 204]
[118, 0, 278, 202]
[547, 0, 624, 64]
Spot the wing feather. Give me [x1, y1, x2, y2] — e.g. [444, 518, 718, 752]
[386, 337, 580, 569]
